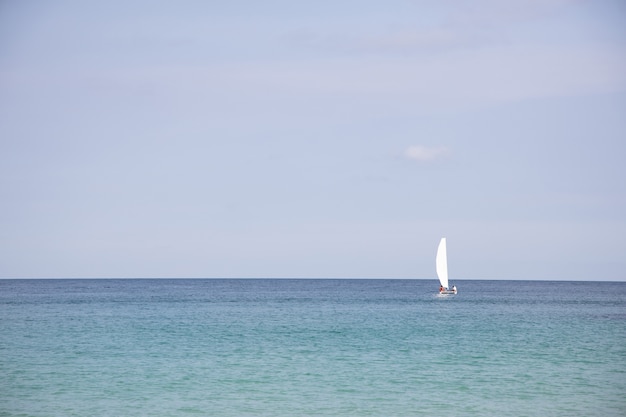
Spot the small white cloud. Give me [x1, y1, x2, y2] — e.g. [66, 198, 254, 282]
[405, 145, 449, 162]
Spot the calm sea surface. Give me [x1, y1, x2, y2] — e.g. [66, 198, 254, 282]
[1, 279, 625, 416]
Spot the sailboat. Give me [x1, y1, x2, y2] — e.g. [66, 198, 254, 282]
[436, 238, 457, 294]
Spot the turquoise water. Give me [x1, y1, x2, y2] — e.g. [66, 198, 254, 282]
[1, 279, 625, 416]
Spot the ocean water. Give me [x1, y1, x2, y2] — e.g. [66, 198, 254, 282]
[1, 279, 625, 417]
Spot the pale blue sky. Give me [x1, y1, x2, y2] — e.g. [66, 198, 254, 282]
[1, 0, 625, 279]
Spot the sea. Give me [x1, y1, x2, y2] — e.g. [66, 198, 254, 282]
[1, 279, 625, 417]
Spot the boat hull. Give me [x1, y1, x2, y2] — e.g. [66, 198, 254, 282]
[439, 289, 457, 295]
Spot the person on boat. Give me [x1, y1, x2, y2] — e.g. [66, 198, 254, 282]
[452, 285, 457, 292]
[439, 285, 444, 293]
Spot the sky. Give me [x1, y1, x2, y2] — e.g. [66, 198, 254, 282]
[1, 0, 625, 280]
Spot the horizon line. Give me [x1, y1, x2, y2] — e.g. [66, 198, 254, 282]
[1, 277, 625, 282]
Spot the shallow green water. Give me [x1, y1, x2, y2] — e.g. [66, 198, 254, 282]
[1, 279, 625, 416]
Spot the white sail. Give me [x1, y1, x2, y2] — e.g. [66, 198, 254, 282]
[436, 238, 448, 289]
